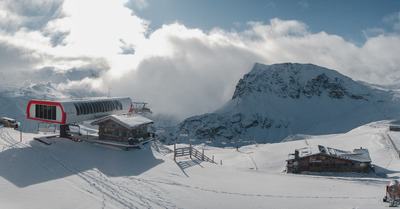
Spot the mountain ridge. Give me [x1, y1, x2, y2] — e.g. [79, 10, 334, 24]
[160, 62, 400, 145]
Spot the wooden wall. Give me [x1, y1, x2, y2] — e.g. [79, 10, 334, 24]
[287, 154, 370, 173]
[97, 120, 149, 142]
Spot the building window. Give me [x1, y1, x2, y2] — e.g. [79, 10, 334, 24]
[35, 104, 57, 120]
[73, 100, 123, 115]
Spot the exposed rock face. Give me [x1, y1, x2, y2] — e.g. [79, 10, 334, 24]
[162, 63, 399, 145]
[232, 63, 367, 100]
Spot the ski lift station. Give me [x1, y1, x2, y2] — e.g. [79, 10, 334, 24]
[27, 97, 141, 139]
[27, 97, 132, 125]
[26, 97, 156, 149]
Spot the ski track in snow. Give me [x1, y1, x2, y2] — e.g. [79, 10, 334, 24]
[247, 152, 258, 171]
[0, 127, 177, 209]
[0, 126, 21, 150]
[0, 126, 392, 208]
[125, 176, 378, 201]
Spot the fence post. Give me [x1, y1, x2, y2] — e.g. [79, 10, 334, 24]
[189, 143, 192, 159]
[220, 160, 222, 165]
[202, 149, 204, 161]
[174, 143, 176, 161]
[212, 155, 214, 163]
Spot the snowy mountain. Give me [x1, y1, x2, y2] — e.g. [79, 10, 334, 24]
[165, 63, 400, 145]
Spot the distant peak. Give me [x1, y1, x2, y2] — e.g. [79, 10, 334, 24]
[232, 62, 368, 100]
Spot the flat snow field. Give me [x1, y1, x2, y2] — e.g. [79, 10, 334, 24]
[0, 120, 399, 209]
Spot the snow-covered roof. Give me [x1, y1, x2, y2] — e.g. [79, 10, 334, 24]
[91, 114, 153, 129]
[317, 145, 371, 163]
[0, 117, 16, 122]
[289, 145, 372, 163]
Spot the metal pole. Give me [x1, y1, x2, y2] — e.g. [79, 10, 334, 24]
[20, 128, 22, 142]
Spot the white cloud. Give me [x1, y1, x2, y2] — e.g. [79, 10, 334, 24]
[0, 1, 400, 119]
[105, 24, 261, 118]
[362, 27, 385, 39]
[0, 0, 64, 33]
[384, 11, 400, 31]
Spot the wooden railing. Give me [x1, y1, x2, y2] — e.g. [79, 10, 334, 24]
[174, 144, 215, 163]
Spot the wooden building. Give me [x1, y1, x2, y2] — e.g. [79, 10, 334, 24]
[287, 145, 373, 173]
[91, 114, 153, 144]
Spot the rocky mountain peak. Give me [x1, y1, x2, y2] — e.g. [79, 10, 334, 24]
[159, 62, 399, 146]
[232, 63, 366, 100]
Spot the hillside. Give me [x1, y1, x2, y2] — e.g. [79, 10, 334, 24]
[1, 120, 400, 208]
[166, 63, 400, 145]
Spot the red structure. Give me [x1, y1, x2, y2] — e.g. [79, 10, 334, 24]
[27, 97, 132, 125]
[27, 97, 132, 138]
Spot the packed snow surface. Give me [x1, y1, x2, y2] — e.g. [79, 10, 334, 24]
[1, 120, 400, 208]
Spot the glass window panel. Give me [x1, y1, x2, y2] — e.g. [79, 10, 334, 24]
[100, 101, 105, 112]
[35, 104, 40, 118]
[52, 106, 56, 120]
[88, 102, 94, 114]
[93, 102, 99, 113]
[83, 103, 88, 115]
[74, 103, 80, 115]
[41, 105, 44, 119]
[47, 106, 51, 119]
[78, 103, 84, 115]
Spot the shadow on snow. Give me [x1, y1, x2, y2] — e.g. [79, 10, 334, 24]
[176, 158, 204, 177]
[0, 138, 163, 188]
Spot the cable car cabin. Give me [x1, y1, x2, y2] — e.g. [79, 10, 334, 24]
[27, 97, 132, 125]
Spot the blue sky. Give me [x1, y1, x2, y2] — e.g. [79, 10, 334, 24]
[129, 0, 400, 44]
[0, 0, 400, 118]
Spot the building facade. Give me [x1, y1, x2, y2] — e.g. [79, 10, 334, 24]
[287, 145, 373, 173]
[91, 114, 153, 144]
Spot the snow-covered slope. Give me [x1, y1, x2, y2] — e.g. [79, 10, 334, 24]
[1, 120, 400, 208]
[169, 63, 400, 144]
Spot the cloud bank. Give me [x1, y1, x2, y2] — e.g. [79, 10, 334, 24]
[1, 0, 400, 119]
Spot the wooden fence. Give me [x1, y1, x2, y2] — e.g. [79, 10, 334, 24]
[174, 144, 215, 163]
